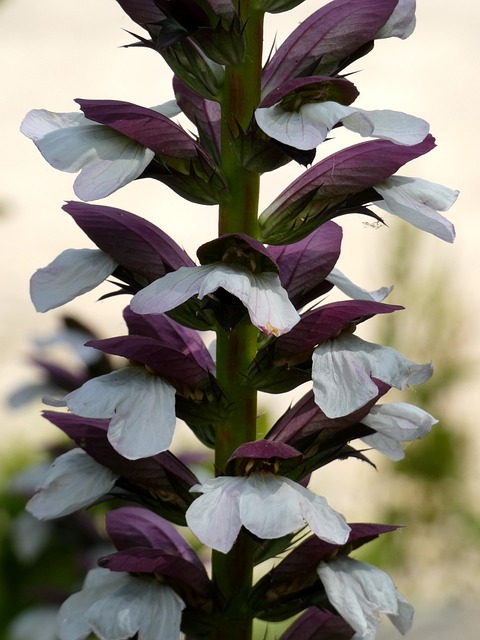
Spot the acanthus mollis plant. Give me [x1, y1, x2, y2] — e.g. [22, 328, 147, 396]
[21, 0, 458, 639]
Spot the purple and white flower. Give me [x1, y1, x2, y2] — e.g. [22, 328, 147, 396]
[131, 263, 301, 336]
[186, 473, 350, 553]
[312, 333, 433, 418]
[57, 567, 184, 640]
[317, 556, 414, 639]
[21, 101, 179, 201]
[360, 402, 437, 460]
[374, 175, 458, 242]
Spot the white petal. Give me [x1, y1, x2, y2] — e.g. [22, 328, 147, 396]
[388, 591, 415, 634]
[72, 137, 155, 201]
[282, 477, 351, 545]
[343, 108, 429, 145]
[57, 569, 128, 640]
[26, 449, 118, 520]
[131, 264, 216, 314]
[326, 267, 393, 302]
[255, 101, 355, 150]
[57, 569, 184, 640]
[375, 0, 416, 40]
[20, 108, 84, 139]
[131, 264, 300, 336]
[65, 367, 177, 460]
[361, 402, 437, 460]
[318, 558, 413, 638]
[88, 580, 183, 640]
[30, 248, 118, 312]
[238, 474, 306, 539]
[374, 175, 457, 242]
[243, 271, 301, 336]
[186, 477, 243, 553]
[312, 333, 433, 418]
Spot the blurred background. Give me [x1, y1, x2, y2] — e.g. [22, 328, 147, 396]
[1, 0, 479, 638]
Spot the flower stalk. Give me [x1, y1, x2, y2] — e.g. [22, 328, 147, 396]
[213, 5, 265, 636]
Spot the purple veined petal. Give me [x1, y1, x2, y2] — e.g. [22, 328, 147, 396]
[123, 308, 215, 375]
[312, 333, 433, 418]
[26, 449, 118, 520]
[87, 334, 212, 389]
[76, 99, 202, 159]
[373, 175, 458, 242]
[63, 201, 194, 282]
[375, 0, 416, 39]
[114, 0, 164, 25]
[131, 264, 300, 336]
[173, 75, 221, 161]
[278, 608, 355, 640]
[326, 267, 393, 302]
[274, 300, 402, 359]
[262, 0, 400, 96]
[106, 506, 201, 566]
[317, 557, 414, 638]
[30, 248, 118, 313]
[360, 402, 437, 460]
[269, 222, 342, 309]
[266, 386, 390, 448]
[186, 477, 244, 553]
[65, 367, 177, 460]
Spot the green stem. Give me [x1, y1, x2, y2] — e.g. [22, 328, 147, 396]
[212, 4, 264, 639]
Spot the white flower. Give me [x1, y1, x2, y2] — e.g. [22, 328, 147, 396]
[317, 557, 414, 639]
[26, 449, 118, 520]
[21, 109, 156, 201]
[186, 473, 350, 553]
[57, 567, 184, 640]
[373, 176, 458, 242]
[255, 101, 429, 150]
[375, 0, 416, 40]
[312, 333, 433, 418]
[65, 367, 177, 460]
[360, 402, 437, 460]
[130, 263, 300, 336]
[30, 248, 118, 312]
[326, 267, 393, 302]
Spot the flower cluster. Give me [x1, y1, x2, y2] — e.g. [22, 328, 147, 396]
[21, 1, 456, 639]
